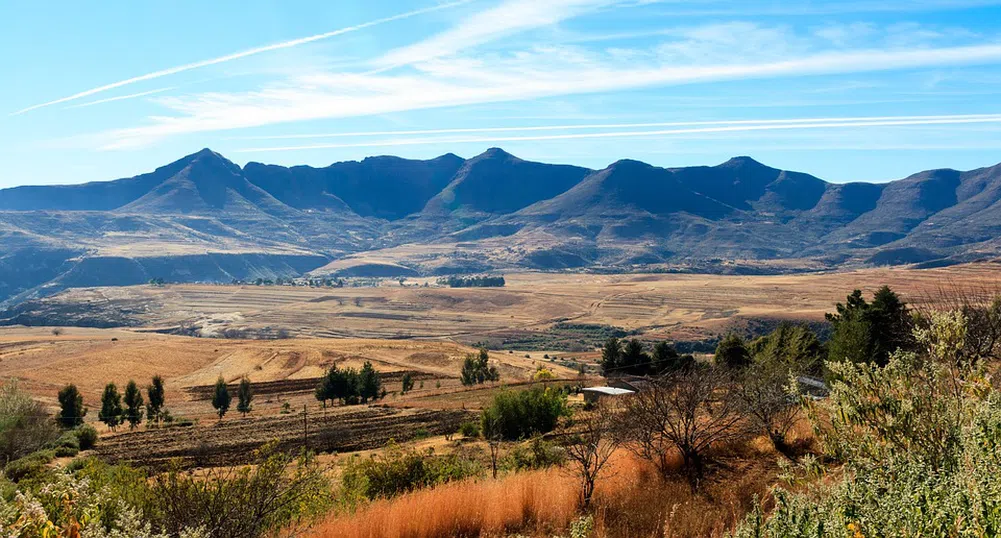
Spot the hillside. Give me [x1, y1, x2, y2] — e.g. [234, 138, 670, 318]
[2, 147, 1001, 305]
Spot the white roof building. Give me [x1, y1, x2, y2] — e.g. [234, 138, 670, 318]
[581, 386, 635, 404]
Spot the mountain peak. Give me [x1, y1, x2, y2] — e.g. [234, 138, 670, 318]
[476, 147, 517, 160]
[719, 156, 769, 169]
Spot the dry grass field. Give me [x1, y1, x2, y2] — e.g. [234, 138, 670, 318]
[0, 328, 580, 467]
[19, 261, 1001, 344]
[5, 262, 1001, 471]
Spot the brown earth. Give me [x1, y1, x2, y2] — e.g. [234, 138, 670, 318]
[6, 262, 1001, 468]
[13, 262, 1001, 344]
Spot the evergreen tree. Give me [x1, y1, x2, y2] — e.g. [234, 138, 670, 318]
[460, 348, 499, 385]
[827, 286, 915, 366]
[715, 333, 752, 369]
[359, 362, 381, 403]
[315, 366, 336, 407]
[99, 383, 123, 431]
[146, 375, 165, 424]
[237, 377, 253, 416]
[652, 341, 682, 374]
[600, 337, 623, 376]
[621, 339, 650, 375]
[341, 368, 361, 405]
[750, 323, 824, 374]
[401, 372, 415, 394]
[212, 376, 232, 419]
[123, 380, 144, 430]
[57, 384, 86, 428]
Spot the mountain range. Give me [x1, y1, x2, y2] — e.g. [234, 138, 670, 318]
[1, 147, 1000, 306]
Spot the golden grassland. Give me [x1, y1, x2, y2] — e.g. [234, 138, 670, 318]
[0, 330, 579, 419]
[306, 432, 808, 538]
[29, 262, 1001, 343]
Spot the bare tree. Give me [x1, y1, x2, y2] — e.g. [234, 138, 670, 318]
[622, 367, 748, 490]
[482, 411, 503, 479]
[735, 362, 800, 458]
[562, 403, 621, 508]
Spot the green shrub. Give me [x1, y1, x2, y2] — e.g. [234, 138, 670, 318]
[143, 443, 330, 537]
[65, 456, 99, 473]
[503, 436, 565, 471]
[76, 424, 98, 450]
[51, 431, 80, 451]
[481, 386, 569, 441]
[0, 379, 60, 465]
[54, 446, 79, 458]
[459, 421, 480, 438]
[735, 309, 1000, 537]
[341, 443, 482, 500]
[3, 449, 55, 482]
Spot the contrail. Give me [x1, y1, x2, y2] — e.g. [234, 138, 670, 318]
[234, 113, 1001, 152]
[11, 1, 471, 116]
[228, 113, 1001, 140]
[63, 87, 175, 109]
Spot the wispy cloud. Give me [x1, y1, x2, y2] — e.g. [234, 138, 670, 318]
[63, 87, 176, 109]
[232, 113, 1001, 152]
[10, 1, 471, 116]
[97, 41, 1001, 149]
[229, 114, 1001, 140]
[648, 0, 1001, 17]
[372, 0, 616, 71]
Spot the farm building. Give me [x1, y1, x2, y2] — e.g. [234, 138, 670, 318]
[607, 375, 654, 393]
[582, 386, 635, 405]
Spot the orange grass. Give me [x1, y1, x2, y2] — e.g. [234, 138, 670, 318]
[306, 445, 784, 538]
[308, 468, 579, 538]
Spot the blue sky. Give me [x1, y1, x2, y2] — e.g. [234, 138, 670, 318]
[3, 0, 1001, 187]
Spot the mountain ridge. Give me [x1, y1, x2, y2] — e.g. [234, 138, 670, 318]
[1, 147, 1000, 306]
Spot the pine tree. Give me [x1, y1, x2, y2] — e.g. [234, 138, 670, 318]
[401, 372, 414, 394]
[99, 383, 123, 431]
[314, 369, 332, 408]
[600, 337, 623, 376]
[146, 375, 165, 424]
[359, 362, 381, 403]
[57, 384, 86, 428]
[652, 341, 681, 374]
[237, 377, 253, 416]
[123, 380, 144, 430]
[715, 333, 751, 369]
[461, 348, 499, 385]
[212, 376, 232, 419]
[621, 339, 650, 375]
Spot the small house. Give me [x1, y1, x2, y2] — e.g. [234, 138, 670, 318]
[582, 386, 635, 405]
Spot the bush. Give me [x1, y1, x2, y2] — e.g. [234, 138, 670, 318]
[76, 424, 98, 450]
[735, 308, 1000, 536]
[54, 446, 79, 458]
[3, 449, 55, 482]
[143, 443, 331, 538]
[481, 387, 569, 441]
[52, 431, 80, 451]
[503, 436, 565, 471]
[0, 379, 60, 465]
[459, 421, 480, 438]
[65, 456, 99, 473]
[341, 443, 482, 500]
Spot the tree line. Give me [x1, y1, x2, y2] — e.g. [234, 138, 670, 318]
[437, 275, 506, 288]
[314, 362, 384, 407]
